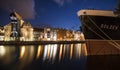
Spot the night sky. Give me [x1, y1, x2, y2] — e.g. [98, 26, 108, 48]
[0, 0, 118, 30]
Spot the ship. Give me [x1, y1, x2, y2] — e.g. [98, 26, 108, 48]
[77, 1, 120, 55]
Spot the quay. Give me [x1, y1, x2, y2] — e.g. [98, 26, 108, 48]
[0, 40, 86, 45]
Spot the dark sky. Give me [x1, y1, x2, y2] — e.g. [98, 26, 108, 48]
[0, 0, 118, 30]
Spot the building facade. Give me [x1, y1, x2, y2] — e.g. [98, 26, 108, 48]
[4, 11, 33, 41]
[0, 11, 82, 41]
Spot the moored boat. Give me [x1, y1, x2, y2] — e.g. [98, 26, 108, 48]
[77, 6, 120, 55]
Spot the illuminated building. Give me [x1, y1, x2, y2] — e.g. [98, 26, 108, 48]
[0, 25, 4, 41]
[66, 30, 74, 40]
[33, 27, 57, 41]
[33, 28, 44, 40]
[56, 28, 67, 40]
[44, 28, 57, 41]
[1, 11, 82, 41]
[73, 31, 81, 40]
[56, 28, 74, 40]
[4, 11, 33, 41]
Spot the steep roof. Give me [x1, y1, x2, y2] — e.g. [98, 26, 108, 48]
[10, 11, 23, 20]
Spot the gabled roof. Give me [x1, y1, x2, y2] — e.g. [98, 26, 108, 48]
[10, 11, 23, 20]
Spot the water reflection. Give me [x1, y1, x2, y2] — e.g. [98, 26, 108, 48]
[43, 44, 58, 62]
[0, 45, 17, 65]
[0, 46, 6, 56]
[36, 45, 42, 59]
[86, 55, 120, 70]
[0, 43, 87, 70]
[19, 46, 25, 59]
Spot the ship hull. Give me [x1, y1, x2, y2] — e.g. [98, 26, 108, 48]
[86, 40, 120, 55]
[77, 10, 120, 55]
[80, 15, 120, 40]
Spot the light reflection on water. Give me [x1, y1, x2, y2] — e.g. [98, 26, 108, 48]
[0, 43, 87, 70]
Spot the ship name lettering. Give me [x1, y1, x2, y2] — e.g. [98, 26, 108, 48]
[100, 24, 119, 30]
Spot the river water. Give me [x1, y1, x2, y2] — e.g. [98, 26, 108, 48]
[0, 43, 120, 70]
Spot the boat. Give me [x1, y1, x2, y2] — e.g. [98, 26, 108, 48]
[77, 1, 120, 55]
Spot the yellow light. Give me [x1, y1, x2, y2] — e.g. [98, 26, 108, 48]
[70, 44, 73, 60]
[63, 44, 66, 58]
[59, 44, 63, 61]
[19, 46, 25, 59]
[47, 45, 51, 59]
[36, 45, 42, 59]
[77, 44, 81, 59]
[29, 46, 35, 59]
[0, 46, 6, 57]
[82, 44, 88, 56]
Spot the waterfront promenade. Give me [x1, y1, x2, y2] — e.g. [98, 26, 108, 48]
[0, 40, 86, 45]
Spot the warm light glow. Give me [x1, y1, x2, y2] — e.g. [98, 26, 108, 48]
[78, 44, 81, 58]
[43, 44, 58, 62]
[63, 44, 66, 58]
[52, 44, 57, 61]
[82, 44, 87, 56]
[49, 44, 54, 59]
[53, 36, 57, 41]
[36, 45, 42, 59]
[80, 33, 85, 40]
[47, 45, 51, 59]
[70, 44, 73, 60]
[76, 44, 81, 59]
[59, 44, 63, 61]
[19, 46, 26, 59]
[29, 46, 35, 60]
[0, 46, 6, 57]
